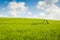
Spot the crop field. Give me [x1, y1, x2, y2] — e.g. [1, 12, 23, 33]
[0, 18, 60, 40]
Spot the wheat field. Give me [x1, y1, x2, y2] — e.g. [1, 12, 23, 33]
[0, 18, 60, 40]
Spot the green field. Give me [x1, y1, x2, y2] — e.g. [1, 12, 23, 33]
[0, 18, 60, 40]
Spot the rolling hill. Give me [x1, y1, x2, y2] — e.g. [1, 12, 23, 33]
[0, 18, 60, 40]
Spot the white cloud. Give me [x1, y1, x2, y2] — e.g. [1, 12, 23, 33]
[37, 1, 45, 9]
[8, 1, 28, 17]
[0, 14, 8, 17]
[45, 0, 58, 5]
[45, 0, 59, 4]
[32, 12, 56, 20]
[39, 13, 46, 17]
[37, 0, 59, 9]
[2, 8, 5, 10]
[8, 2, 17, 11]
[46, 5, 60, 14]
[9, 11, 17, 17]
[0, 14, 4, 17]
[33, 13, 47, 19]
[37, 0, 60, 20]
[45, 5, 60, 19]
[17, 2, 27, 11]
[28, 12, 32, 15]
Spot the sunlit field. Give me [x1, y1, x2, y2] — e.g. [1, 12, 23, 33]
[0, 18, 60, 40]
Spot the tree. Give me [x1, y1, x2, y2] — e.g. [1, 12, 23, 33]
[43, 19, 49, 24]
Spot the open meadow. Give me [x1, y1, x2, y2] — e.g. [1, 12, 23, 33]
[0, 18, 60, 40]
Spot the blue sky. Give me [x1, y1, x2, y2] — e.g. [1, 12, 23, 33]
[0, 0, 39, 8]
[0, 0, 60, 20]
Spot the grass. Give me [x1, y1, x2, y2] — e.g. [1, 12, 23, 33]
[0, 18, 60, 40]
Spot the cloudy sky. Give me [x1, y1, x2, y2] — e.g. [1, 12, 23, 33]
[0, 0, 60, 20]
